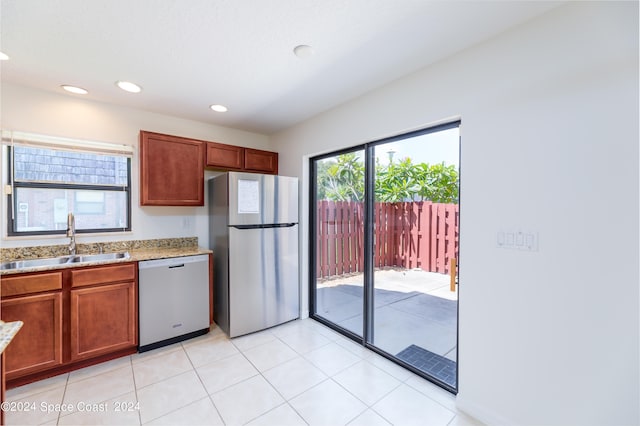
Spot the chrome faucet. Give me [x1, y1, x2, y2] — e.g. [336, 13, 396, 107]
[66, 213, 76, 255]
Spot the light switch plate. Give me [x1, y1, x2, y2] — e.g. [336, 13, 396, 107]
[497, 229, 538, 251]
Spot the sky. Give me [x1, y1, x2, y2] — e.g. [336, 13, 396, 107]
[374, 127, 459, 168]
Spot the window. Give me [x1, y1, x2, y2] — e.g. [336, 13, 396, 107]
[3, 131, 132, 236]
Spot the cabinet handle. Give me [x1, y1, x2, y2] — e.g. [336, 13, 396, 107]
[168, 264, 185, 269]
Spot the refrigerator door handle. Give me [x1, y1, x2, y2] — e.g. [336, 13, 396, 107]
[230, 223, 296, 230]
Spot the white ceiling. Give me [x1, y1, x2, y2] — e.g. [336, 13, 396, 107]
[0, 1, 562, 135]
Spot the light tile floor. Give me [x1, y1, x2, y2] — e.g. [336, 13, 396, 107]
[4, 318, 482, 426]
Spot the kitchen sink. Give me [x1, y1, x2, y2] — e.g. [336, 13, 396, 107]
[0, 252, 130, 270]
[0, 256, 72, 270]
[67, 252, 130, 263]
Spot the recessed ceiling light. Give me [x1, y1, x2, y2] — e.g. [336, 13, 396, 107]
[0, 52, 9, 60]
[61, 85, 88, 95]
[209, 104, 228, 113]
[116, 81, 142, 93]
[293, 45, 314, 59]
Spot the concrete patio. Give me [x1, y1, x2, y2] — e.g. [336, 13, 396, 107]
[315, 268, 458, 387]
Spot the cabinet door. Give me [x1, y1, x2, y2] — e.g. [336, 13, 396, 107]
[70, 281, 137, 361]
[1, 293, 63, 380]
[140, 131, 205, 206]
[244, 148, 278, 174]
[206, 142, 244, 170]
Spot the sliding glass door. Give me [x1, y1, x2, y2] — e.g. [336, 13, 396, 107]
[310, 122, 460, 392]
[312, 149, 366, 339]
[370, 131, 459, 390]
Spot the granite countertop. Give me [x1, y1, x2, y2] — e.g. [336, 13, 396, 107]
[0, 321, 23, 354]
[129, 246, 212, 262]
[0, 238, 212, 276]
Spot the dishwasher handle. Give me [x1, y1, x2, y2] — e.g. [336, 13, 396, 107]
[138, 254, 209, 270]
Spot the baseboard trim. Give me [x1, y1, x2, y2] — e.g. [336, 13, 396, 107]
[455, 393, 514, 426]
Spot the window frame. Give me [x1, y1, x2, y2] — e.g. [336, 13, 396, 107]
[6, 145, 132, 236]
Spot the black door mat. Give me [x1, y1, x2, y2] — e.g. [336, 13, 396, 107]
[396, 344, 456, 388]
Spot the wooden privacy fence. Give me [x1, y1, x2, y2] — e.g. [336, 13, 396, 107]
[316, 200, 459, 278]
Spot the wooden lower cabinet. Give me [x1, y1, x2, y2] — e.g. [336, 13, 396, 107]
[70, 281, 136, 361]
[0, 292, 63, 380]
[0, 263, 138, 387]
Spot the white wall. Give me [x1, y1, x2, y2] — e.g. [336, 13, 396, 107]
[0, 83, 271, 248]
[272, 2, 639, 425]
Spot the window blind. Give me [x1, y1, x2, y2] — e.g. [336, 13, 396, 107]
[1, 130, 134, 157]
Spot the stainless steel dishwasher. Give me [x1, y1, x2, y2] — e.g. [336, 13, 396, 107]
[138, 254, 210, 352]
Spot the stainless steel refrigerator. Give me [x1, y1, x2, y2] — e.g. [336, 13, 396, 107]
[209, 172, 299, 338]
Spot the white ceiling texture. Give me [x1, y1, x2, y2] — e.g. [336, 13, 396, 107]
[0, 1, 562, 135]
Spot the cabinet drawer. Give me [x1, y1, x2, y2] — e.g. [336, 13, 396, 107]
[1, 272, 63, 297]
[71, 263, 136, 288]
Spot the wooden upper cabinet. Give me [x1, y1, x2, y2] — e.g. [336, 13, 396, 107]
[207, 142, 278, 175]
[244, 148, 278, 174]
[140, 131, 205, 206]
[206, 142, 244, 170]
[140, 131, 278, 197]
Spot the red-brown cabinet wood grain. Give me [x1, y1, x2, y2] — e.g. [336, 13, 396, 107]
[1, 292, 63, 380]
[140, 131, 205, 206]
[70, 281, 137, 361]
[0, 263, 138, 388]
[206, 142, 244, 170]
[244, 148, 278, 174]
